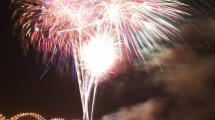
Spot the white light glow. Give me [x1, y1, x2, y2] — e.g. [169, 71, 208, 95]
[81, 34, 117, 76]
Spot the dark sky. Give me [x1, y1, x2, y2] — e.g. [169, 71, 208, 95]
[1, 0, 215, 120]
[1, 0, 82, 119]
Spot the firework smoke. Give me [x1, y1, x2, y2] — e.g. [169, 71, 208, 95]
[12, 0, 186, 120]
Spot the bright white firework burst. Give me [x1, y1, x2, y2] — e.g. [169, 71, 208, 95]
[12, 0, 187, 120]
[81, 33, 117, 76]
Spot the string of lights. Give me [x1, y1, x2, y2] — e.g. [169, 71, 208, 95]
[0, 113, 71, 120]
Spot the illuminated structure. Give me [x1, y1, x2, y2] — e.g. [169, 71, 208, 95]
[0, 113, 70, 120]
[50, 118, 65, 120]
[0, 114, 6, 120]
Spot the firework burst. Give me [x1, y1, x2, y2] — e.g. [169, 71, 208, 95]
[12, 0, 187, 120]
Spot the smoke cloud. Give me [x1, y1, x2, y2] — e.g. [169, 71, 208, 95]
[99, 18, 215, 120]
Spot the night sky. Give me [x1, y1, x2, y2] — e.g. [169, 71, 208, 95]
[1, 0, 83, 119]
[1, 0, 215, 120]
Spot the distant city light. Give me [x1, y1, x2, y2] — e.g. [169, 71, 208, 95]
[0, 112, 80, 120]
